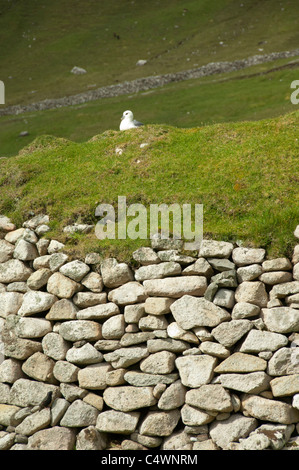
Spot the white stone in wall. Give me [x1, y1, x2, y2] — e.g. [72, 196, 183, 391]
[232, 247, 266, 266]
[199, 240, 234, 259]
[103, 386, 157, 412]
[135, 262, 181, 281]
[0, 259, 32, 283]
[241, 394, 299, 424]
[18, 291, 57, 316]
[59, 260, 90, 282]
[175, 355, 217, 387]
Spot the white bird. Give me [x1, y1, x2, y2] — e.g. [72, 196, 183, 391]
[120, 110, 143, 130]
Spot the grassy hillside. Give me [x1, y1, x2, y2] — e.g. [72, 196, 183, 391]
[0, 111, 298, 262]
[0, 0, 298, 107]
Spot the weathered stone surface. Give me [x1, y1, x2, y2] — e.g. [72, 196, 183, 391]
[78, 363, 112, 389]
[60, 399, 99, 427]
[60, 383, 87, 402]
[59, 320, 102, 342]
[209, 413, 257, 449]
[193, 439, 219, 450]
[268, 347, 299, 376]
[0, 358, 24, 383]
[0, 239, 14, 263]
[181, 404, 214, 426]
[120, 332, 155, 347]
[158, 381, 186, 410]
[132, 247, 160, 265]
[140, 410, 180, 437]
[199, 240, 234, 259]
[76, 426, 108, 450]
[261, 307, 299, 333]
[124, 303, 145, 323]
[13, 239, 38, 261]
[124, 371, 178, 387]
[59, 260, 90, 282]
[108, 281, 147, 305]
[270, 375, 299, 397]
[0, 259, 32, 283]
[15, 408, 51, 436]
[18, 290, 57, 316]
[103, 386, 156, 412]
[47, 240, 65, 254]
[3, 327, 43, 360]
[140, 351, 176, 374]
[81, 272, 103, 293]
[135, 262, 181, 281]
[263, 257, 292, 272]
[147, 338, 189, 353]
[76, 302, 120, 321]
[167, 322, 199, 344]
[22, 352, 56, 383]
[139, 315, 168, 331]
[143, 276, 207, 298]
[186, 385, 233, 412]
[0, 404, 20, 426]
[241, 394, 299, 424]
[239, 329, 288, 353]
[47, 272, 82, 299]
[219, 372, 271, 394]
[170, 295, 230, 330]
[235, 281, 268, 307]
[73, 292, 106, 308]
[27, 426, 76, 450]
[213, 288, 235, 309]
[42, 332, 70, 361]
[102, 314, 125, 339]
[144, 296, 175, 315]
[0, 292, 23, 318]
[270, 281, 299, 300]
[53, 361, 79, 383]
[175, 355, 217, 387]
[48, 252, 69, 272]
[237, 264, 263, 282]
[66, 343, 103, 365]
[232, 247, 265, 266]
[182, 257, 214, 277]
[103, 346, 149, 368]
[214, 352, 267, 373]
[207, 258, 235, 272]
[27, 268, 52, 290]
[9, 379, 60, 407]
[83, 393, 104, 411]
[232, 301, 260, 319]
[96, 410, 140, 434]
[101, 258, 134, 288]
[259, 271, 293, 286]
[46, 298, 78, 320]
[211, 319, 253, 347]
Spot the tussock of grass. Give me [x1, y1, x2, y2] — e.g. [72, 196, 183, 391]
[0, 112, 298, 261]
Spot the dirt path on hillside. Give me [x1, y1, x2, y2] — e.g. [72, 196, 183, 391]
[1, 48, 299, 117]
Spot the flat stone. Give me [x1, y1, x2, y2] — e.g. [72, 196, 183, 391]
[60, 399, 99, 427]
[143, 276, 207, 298]
[15, 408, 51, 436]
[139, 315, 168, 331]
[81, 272, 103, 292]
[18, 290, 57, 316]
[13, 239, 38, 261]
[120, 332, 155, 347]
[261, 307, 299, 333]
[27, 426, 76, 450]
[241, 394, 299, 424]
[199, 240, 234, 259]
[76, 426, 108, 450]
[232, 247, 265, 266]
[101, 258, 134, 288]
[102, 314, 125, 339]
[182, 258, 214, 277]
[27, 268, 52, 290]
[239, 329, 288, 353]
[41, 332, 70, 360]
[207, 258, 235, 272]
[3, 325, 43, 360]
[47, 272, 82, 299]
[157, 381, 186, 410]
[214, 352, 267, 373]
[140, 409, 181, 437]
[235, 281, 268, 307]
[237, 264, 263, 282]
[211, 319, 252, 347]
[59, 320, 102, 342]
[108, 281, 147, 305]
[103, 346, 149, 368]
[170, 295, 230, 329]
[259, 271, 293, 285]
[167, 322, 199, 344]
[0, 259, 32, 283]
[213, 288, 235, 309]
[16, 317, 53, 339]
[53, 361, 79, 383]
[147, 338, 189, 353]
[135, 262, 181, 281]
[140, 351, 176, 375]
[268, 347, 299, 376]
[66, 343, 103, 365]
[209, 414, 258, 449]
[199, 341, 230, 358]
[219, 372, 271, 394]
[124, 303, 145, 323]
[96, 410, 140, 434]
[144, 296, 175, 315]
[22, 352, 56, 383]
[175, 355, 217, 387]
[124, 371, 178, 387]
[181, 404, 214, 426]
[78, 363, 112, 389]
[103, 386, 156, 412]
[270, 281, 299, 300]
[186, 384, 233, 412]
[60, 383, 87, 402]
[270, 375, 299, 397]
[0, 239, 14, 263]
[76, 302, 120, 320]
[263, 258, 292, 273]
[151, 237, 183, 251]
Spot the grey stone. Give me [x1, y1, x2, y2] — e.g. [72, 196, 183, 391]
[259, 271, 293, 285]
[81, 272, 103, 292]
[96, 410, 140, 434]
[102, 314, 125, 339]
[59, 320, 102, 342]
[47, 272, 82, 299]
[232, 301, 260, 319]
[9, 378, 60, 407]
[270, 375, 299, 397]
[27, 426, 76, 450]
[199, 240, 234, 259]
[18, 290, 57, 316]
[211, 319, 252, 347]
[209, 413, 258, 449]
[158, 381, 186, 410]
[144, 296, 175, 315]
[103, 346, 149, 368]
[101, 258, 134, 288]
[0, 359, 24, 383]
[219, 372, 271, 394]
[235, 281, 268, 307]
[241, 394, 299, 424]
[76, 302, 120, 320]
[268, 347, 299, 376]
[140, 351, 176, 374]
[213, 288, 235, 308]
[46, 298, 78, 320]
[103, 386, 156, 412]
[132, 247, 160, 265]
[48, 252, 69, 272]
[15, 408, 51, 436]
[78, 363, 112, 390]
[181, 404, 214, 426]
[135, 262, 181, 281]
[53, 361, 79, 383]
[147, 338, 189, 353]
[50, 398, 71, 426]
[0, 259, 32, 283]
[232, 247, 265, 266]
[182, 258, 214, 277]
[22, 352, 56, 383]
[108, 281, 147, 305]
[261, 307, 299, 333]
[237, 264, 263, 282]
[124, 371, 178, 387]
[124, 303, 145, 323]
[0, 239, 14, 263]
[59, 260, 90, 282]
[13, 239, 38, 261]
[240, 329, 288, 353]
[60, 399, 99, 427]
[15, 317, 52, 339]
[42, 332, 70, 360]
[139, 315, 168, 331]
[143, 276, 207, 298]
[66, 343, 103, 365]
[175, 355, 217, 387]
[214, 352, 267, 373]
[76, 426, 108, 450]
[140, 409, 180, 437]
[0, 292, 23, 318]
[27, 268, 52, 290]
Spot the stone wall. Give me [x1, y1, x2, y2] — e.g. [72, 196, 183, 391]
[0, 214, 299, 451]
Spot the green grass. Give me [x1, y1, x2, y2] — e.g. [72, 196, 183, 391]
[0, 0, 298, 107]
[0, 111, 298, 262]
[1, 56, 298, 158]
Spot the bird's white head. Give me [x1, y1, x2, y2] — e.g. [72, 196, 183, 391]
[121, 110, 134, 122]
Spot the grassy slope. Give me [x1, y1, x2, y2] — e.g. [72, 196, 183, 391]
[1, 56, 298, 158]
[0, 111, 298, 262]
[0, 0, 299, 107]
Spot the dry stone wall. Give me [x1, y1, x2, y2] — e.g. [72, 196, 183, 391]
[1, 214, 299, 450]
